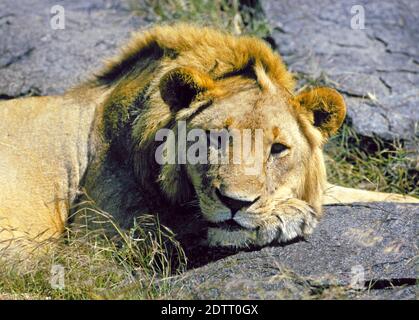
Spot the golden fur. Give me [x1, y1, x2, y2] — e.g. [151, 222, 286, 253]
[0, 24, 417, 252]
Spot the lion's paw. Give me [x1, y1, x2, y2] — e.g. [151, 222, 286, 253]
[249, 198, 318, 246]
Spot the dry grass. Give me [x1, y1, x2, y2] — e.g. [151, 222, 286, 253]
[0, 202, 186, 300]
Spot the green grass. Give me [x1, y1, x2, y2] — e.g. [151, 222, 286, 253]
[326, 124, 418, 197]
[130, 0, 271, 37]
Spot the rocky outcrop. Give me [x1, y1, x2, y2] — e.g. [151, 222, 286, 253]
[0, 0, 147, 97]
[172, 203, 418, 299]
[262, 0, 419, 141]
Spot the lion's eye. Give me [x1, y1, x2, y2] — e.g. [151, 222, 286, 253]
[271, 143, 288, 155]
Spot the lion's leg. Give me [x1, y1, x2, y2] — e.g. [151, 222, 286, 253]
[323, 183, 419, 205]
[0, 215, 64, 258]
[0, 195, 67, 257]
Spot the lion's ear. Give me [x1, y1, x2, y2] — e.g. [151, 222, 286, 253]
[159, 67, 214, 111]
[295, 87, 346, 138]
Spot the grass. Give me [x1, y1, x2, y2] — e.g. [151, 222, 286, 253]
[0, 203, 186, 300]
[326, 124, 418, 197]
[130, 0, 271, 37]
[1, 0, 417, 301]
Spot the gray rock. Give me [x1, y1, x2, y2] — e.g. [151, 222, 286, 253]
[0, 0, 148, 97]
[262, 0, 419, 141]
[171, 203, 418, 299]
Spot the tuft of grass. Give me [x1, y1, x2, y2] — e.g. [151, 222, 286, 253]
[325, 124, 419, 197]
[0, 202, 186, 300]
[130, 0, 271, 37]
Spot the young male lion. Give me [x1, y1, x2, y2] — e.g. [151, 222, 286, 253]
[0, 24, 417, 252]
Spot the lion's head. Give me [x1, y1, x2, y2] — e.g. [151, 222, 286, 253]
[94, 24, 346, 248]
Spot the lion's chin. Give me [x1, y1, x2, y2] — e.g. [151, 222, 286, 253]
[207, 227, 257, 248]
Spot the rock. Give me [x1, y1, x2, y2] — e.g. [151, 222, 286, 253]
[262, 0, 419, 141]
[171, 203, 418, 299]
[0, 0, 148, 97]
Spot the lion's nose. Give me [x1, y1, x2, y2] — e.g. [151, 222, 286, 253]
[215, 188, 259, 216]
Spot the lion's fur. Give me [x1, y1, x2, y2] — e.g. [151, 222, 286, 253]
[91, 24, 295, 90]
[0, 24, 417, 252]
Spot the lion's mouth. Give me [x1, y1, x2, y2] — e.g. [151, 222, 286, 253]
[208, 219, 247, 231]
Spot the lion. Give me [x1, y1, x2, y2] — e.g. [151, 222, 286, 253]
[0, 24, 417, 253]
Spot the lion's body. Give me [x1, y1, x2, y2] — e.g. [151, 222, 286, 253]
[0, 24, 417, 253]
[0, 95, 97, 248]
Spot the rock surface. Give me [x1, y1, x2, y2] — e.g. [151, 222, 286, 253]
[0, 0, 148, 97]
[172, 203, 418, 299]
[262, 0, 419, 141]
